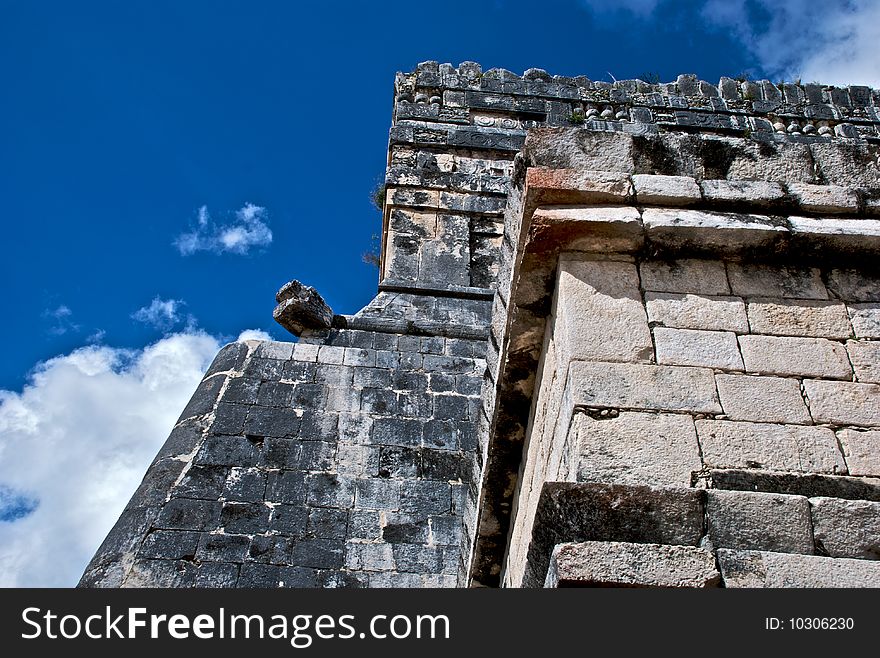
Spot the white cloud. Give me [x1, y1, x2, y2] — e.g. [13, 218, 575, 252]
[0, 328, 270, 586]
[702, 0, 880, 86]
[174, 203, 273, 256]
[131, 297, 189, 337]
[42, 305, 80, 336]
[131, 297, 186, 332]
[577, 0, 879, 87]
[236, 328, 273, 342]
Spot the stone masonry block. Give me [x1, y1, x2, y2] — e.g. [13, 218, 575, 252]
[700, 179, 786, 206]
[348, 510, 381, 541]
[244, 407, 301, 439]
[247, 535, 294, 565]
[642, 208, 787, 253]
[210, 403, 249, 435]
[746, 298, 852, 339]
[204, 342, 249, 378]
[194, 563, 239, 588]
[196, 533, 250, 563]
[306, 474, 356, 509]
[803, 380, 880, 427]
[377, 446, 420, 479]
[827, 269, 880, 302]
[696, 420, 846, 474]
[123, 559, 197, 588]
[727, 263, 828, 299]
[785, 183, 859, 214]
[221, 377, 261, 406]
[571, 361, 721, 414]
[354, 478, 401, 511]
[292, 342, 319, 362]
[848, 303, 880, 338]
[399, 480, 451, 516]
[268, 505, 308, 537]
[645, 292, 748, 333]
[707, 468, 880, 502]
[521, 482, 706, 588]
[222, 467, 268, 503]
[573, 411, 702, 488]
[530, 206, 643, 253]
[715, 374, 811, 424]
[317, 345, 345, 365]
[788, 217, 880, 255]
[545, 541, 720, 588]
[810, 497, 880, 560]
[632, 174, 701, 206]
[639, 259, 730, 295]
[846, 340, 880, 383]
[219, 503, 270, 534]
[555, 256, 653, 364]
[370, 417, 423, 448]
[738, 335, 852, 379]
[654, 327, 744, 370]
[706, 490, 814, 554]
[391, 543, 449, 575]
[154, 499, 222, 532]
[254, 341, 294, 360]
[255, 381, 295, 407]
[345, 542, 396, 572]
[381, 512, 429, 544]
[525, 168, 633, 204]
[718, 549, 880, 587]
[290, 539, 344, 570]
[838, 429, 880, 477]
[307, 507, 348, 539]
[138, 530, 200, 560]
[194, 434, 255, 470]
[173, 465, 227, 500]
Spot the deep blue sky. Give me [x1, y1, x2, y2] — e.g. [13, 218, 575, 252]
[0, 0, 762, 390]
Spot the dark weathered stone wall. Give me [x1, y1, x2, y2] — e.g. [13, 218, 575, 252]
[80, 333, 485, 587]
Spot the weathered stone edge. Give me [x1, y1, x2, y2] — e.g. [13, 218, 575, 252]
[78, 341, 255, 587]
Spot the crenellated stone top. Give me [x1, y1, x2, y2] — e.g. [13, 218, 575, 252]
[393, 61, 880, 143]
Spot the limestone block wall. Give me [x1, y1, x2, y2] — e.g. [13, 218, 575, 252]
[503, 254, 880, 587]
[475, 126, 880, 587]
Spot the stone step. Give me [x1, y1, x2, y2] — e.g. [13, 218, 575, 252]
[717, 549, 880, 587]
[545, 541, 720, 588]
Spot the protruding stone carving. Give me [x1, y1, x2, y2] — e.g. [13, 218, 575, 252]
[273, 280, 334, 337]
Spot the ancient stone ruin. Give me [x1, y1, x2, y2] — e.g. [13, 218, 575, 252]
[81, 62, 880, 588]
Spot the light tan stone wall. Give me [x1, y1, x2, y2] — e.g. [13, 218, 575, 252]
[504, 253, 879, 586]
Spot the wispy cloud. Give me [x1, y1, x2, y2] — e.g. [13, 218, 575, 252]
[701, 0, 880, 86]
[42, 305, 80, 336]
[86, 329, 106, 344]
[0, 327, 271, 586]
[131, 297, 188, 332]
[579, 0, 880, 87]
[174, 203, 273, 256]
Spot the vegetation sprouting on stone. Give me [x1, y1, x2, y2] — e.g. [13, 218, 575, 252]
[363, 181, 386, 269]
[371, 182, 387, 212]
[567, 111, 586, 125]
[362, 232, 381, 268]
